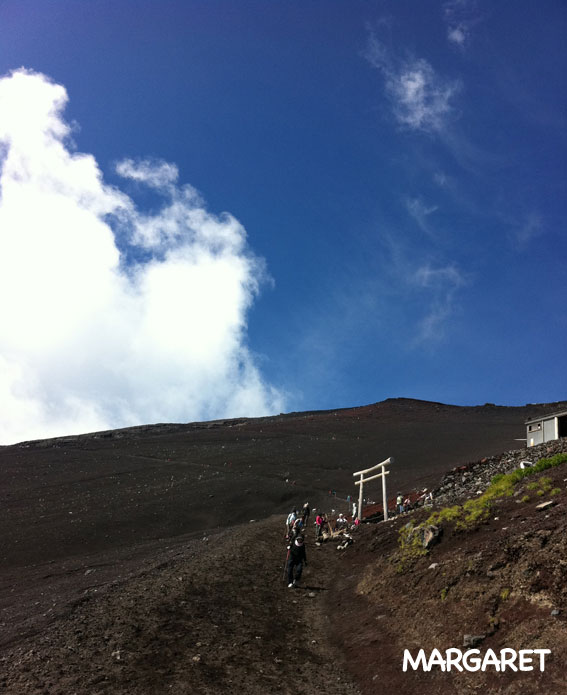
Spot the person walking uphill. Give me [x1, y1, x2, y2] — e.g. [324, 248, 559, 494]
[315, 512, 324, 540]
[289, 518, 304, 545]
[287, 536, 307, 588]
[285, 509, 298, 538]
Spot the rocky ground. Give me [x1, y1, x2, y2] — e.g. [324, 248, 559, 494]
[1, 516, 362, 695]
[330, 441, 567, 695]
[433, 438, 567, 506]
[1, 399, 566, 693]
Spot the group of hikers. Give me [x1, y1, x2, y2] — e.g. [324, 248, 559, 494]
[283, 488, 435, 586]
[395, 489, 433, 515]
[283, 502, 357, 588]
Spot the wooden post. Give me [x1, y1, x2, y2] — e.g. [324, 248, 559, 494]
[382, 467, 388, 521]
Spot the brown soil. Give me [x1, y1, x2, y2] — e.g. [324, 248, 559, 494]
[1, 517, 360, 694]
[1, 398, 566, 694]
[327, 461, 567, 695]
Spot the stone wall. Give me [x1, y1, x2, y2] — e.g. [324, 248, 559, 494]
[433, 437, 567, 506]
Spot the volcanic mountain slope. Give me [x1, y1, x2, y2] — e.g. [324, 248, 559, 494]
[3, 398, 564, 567]
[1, 398, 566, 694]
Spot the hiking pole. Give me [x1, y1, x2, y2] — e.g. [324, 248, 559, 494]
[283, 546, 290, 582]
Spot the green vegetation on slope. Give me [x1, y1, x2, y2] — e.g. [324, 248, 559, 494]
[429, 453, 567, 529]
[396, 453, 567, 571]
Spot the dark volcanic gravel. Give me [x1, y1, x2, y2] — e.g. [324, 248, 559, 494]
[1, 398, 566, 693]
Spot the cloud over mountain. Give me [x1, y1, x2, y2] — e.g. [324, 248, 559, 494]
[0, 69, 283, 444]
[365, 34, 461, 133]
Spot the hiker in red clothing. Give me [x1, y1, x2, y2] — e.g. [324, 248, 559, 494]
[315, 512, 324, 540]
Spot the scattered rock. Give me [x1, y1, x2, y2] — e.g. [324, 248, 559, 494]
[421, 525, 440, 549]
[428, 563, 439, 570]
[536, 501, 556, 511]
[433, 439, 567, 506]
[463, 634, 486, 648]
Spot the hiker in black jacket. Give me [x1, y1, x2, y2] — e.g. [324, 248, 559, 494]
[287, 535, 307, 588]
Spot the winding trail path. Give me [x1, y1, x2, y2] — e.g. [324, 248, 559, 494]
[1, 516, 361, 694]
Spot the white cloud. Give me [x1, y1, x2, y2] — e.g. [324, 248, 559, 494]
[448, 26, 466, 46]
[0, 69, 284, 444]
[377, 229, 468, 345]
[414, 263, 466, 290]
[433, 171, 450, 187]
[406, 197, 439, 236]
[443, 0, 482, 49]
[511, 211, 545, 250]
[365, 34, 461, 133]
[413, 263, 467, 342]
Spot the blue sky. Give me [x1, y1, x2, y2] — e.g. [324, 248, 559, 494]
[0, 0, 565, 442]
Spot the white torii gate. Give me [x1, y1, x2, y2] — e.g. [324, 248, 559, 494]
[353, 457, 393, 522]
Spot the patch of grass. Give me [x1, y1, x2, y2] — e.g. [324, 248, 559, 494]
[527, 475, 554, 497]
[401, 453, 567, 538]
[396, 521, 428, 573]
[440, 587, 449, 601]
[458, 497, 491, 528]
[550, 487, 561, 496]
[500, 587, 511, 601]
[427, 505, 461, 526]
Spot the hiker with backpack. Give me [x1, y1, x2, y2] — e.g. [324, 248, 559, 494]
[289, 517, 304, 544]
[287, 535, 307, 588]
[301, 502, 310, 525]
[285, 509, 298, 538]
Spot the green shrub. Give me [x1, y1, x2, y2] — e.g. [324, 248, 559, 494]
[427, 505, 461, 526]
[396, 522, 428, 573]
[399, 453, 567, 539]
[550, 487, 561, 496]
[533, 453, 567, 473]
